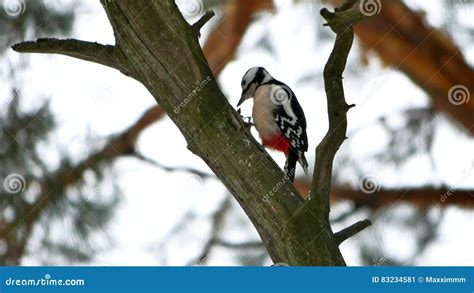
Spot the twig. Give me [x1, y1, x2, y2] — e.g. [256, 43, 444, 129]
[192, 11, 215, 37]
[132, 152, 214, 179]
[335, 219, 372, 245]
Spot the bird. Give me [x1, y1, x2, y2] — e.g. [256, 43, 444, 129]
[237, 67, 308, 182]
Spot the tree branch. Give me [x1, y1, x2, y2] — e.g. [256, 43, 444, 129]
[11, 38, 130, 75]
[310, 3, 365, 207]
[293, 180, 474, 209]
[345, 0, 474, 134]
[192, 11, 215, 37]
[334, 219, 372, 245]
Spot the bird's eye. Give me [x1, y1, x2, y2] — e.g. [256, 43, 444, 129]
[241, 81, 246, 87]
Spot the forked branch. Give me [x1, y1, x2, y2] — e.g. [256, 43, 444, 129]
[304, 1, 371, 241]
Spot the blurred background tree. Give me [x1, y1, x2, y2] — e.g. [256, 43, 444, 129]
[1, 0, 473, 266]
[0, 0, 119, 265]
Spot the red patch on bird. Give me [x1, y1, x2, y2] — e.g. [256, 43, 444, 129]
[262, 134, 290, 156]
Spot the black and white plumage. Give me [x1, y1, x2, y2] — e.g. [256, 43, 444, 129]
[237, 67, 308, 181]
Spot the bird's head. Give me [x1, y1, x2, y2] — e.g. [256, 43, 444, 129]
[237, 67, 272, 106]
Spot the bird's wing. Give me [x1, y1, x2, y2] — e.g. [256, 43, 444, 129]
[270, 84, 308, 153]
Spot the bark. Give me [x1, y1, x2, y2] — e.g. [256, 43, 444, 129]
[12, 0, 368, 265]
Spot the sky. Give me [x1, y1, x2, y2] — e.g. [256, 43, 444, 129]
[2, 0, 473, 266]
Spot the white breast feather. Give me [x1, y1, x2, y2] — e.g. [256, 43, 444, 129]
[252, 85, 279, 137]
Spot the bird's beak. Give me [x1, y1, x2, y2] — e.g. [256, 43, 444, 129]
[237, 90, 248, 107]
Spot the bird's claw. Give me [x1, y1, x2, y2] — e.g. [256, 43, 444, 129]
[237, 108, 254, 128]
[243, 116, 254, 127]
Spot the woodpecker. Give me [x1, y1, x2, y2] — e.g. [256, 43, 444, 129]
[237, 67, 308, 182]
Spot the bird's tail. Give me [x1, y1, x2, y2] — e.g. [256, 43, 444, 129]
[298, 153, 308, 175]
[284, 151, 308, 182]
[284, 150, 298, 182]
